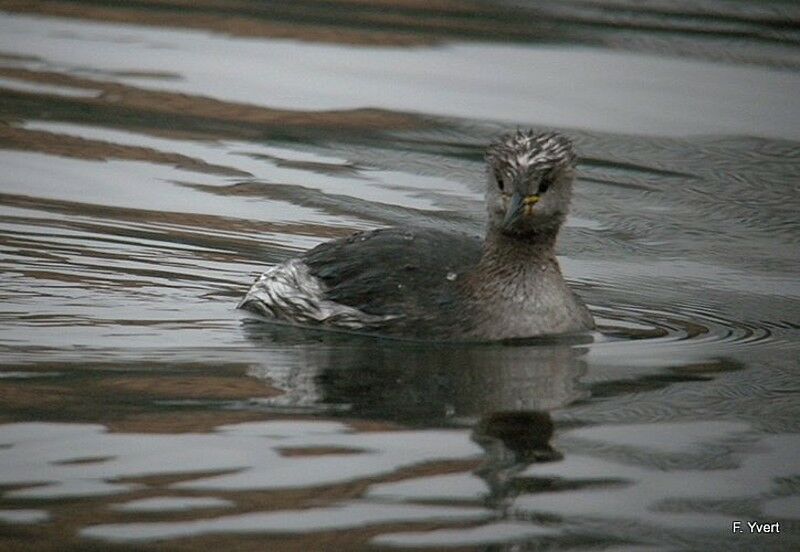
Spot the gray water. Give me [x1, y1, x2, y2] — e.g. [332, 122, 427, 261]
[0, 1, 798, 551]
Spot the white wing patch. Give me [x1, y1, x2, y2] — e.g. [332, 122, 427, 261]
[239, 259, 400, 330]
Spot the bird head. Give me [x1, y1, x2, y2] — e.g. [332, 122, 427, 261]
[485, 130, 577, 237]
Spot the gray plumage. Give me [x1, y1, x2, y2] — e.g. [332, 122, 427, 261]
[239, 130, 594, 341]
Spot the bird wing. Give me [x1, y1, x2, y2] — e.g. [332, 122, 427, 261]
[302, 227, 482, 328]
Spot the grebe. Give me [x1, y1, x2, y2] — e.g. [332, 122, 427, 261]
[239, 131, 594, 340]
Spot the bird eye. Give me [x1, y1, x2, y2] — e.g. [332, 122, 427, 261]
[538, 178, 551, 195]
[495, 171, 504, 191]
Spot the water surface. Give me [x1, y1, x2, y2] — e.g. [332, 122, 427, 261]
[0, 1, 798, 551]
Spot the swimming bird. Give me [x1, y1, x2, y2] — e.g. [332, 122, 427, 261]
[239, 130, 594, 341]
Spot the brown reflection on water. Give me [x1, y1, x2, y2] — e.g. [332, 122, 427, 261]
[0, 123, 250, 177]
[2, 459, 485, 552]
[0, 363, 280, 427]
[0, 192, 356, 252]
[3, 0, 797, 67]
[0, 67, 424, 133]
[0, 414, 490, 552]
[0, 0, 446, 46]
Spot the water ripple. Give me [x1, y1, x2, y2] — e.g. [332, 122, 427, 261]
[594, 303, 776, 351]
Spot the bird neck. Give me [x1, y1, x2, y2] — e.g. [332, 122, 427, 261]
[459, 223, 567, 329]
[480, 224, 559, 268]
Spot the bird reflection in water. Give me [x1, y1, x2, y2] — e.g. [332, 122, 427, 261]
[241, 319, 588, 505]
[473, 411, 562, 510]
[241, 318, 590, 422]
